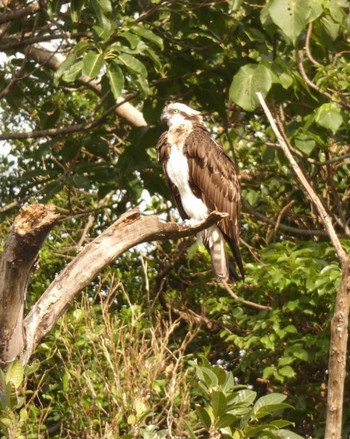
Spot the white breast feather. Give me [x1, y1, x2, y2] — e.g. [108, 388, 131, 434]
[166, 145, 208, 222]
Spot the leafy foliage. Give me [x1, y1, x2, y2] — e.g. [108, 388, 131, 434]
[193, 360, 302, 438]
[1, 0, 350, 437]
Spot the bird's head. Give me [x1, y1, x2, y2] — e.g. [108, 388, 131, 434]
[161, 103, 203, 128]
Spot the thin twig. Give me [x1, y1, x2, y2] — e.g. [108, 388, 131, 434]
[273, 200, 295, 239]
[256, 92, 346, 262]
[221, 280, 272, 311]
[305, 23, 321, 67]
[0, 94, 138, 140]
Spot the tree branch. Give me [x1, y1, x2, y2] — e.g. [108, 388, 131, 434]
[22, 209, 227, 364]
[0, 204, 59, 367]
[243, 200, 350, 238]
[0, 94, 139, 140]
[28, 45, 147, 128]
[0, 3, 41, 25]
[257, 92, 350, 439]
[256, 92, 346, 262]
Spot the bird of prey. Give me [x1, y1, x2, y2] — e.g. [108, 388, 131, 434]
[156, 102, 244, 281]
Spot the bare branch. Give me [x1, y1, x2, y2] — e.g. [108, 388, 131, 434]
[242, 200, 349, 238]
[256, 92, 346, 261]
[22, 209, 227, 364]
[257, 92, 350, 439]
[0, 204, 59, 367]
[0, 94, 138, 140]
[305, 23, 321, 67]
[221, 280, 272, 311]
[0, 3, 41, 25]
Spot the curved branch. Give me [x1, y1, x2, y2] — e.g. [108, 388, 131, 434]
[22, 209, 227, 364]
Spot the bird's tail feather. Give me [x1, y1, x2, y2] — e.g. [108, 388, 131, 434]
[221, 230, 245, 281]
[200, 226, 229, 281]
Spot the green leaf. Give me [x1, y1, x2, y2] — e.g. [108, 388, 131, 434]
[96, 0, 112, 13]
[107, 61, 124, 100]
[253, 393, 287, 413]
[196, 366, 219, 388]
[54, 53, 76, 83]
[70, 0, 84, 22]
[268, 0, 312, 43]
[315, 103, 343, 134]
[135, 76, 150, 97]
[118, 53, 148, 78]
[278, 366, 295, 379]
[132, 26, 164, 50]
[320, 16, 341, 41]
[196, 406, 212, 429]
[120, 31, 141, 49]
[211, 390, 227, 418]
[92, 24, 113, 41]
[73, 41, 92, 56]
[215, 413, 238, 429]
[229, 389, 257, 407]
[278, 429, 304, 439]
[294, 134, 316, 155]
[62, 60, 83, 83]
[6, 361, 24, 390]
[82, 51, 104, 79]
[229, 64, 272, 111]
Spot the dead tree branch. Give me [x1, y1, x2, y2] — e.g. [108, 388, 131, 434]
[0, 204, 59, 368]
[21, 208, 227, 364]
[257, 92, 349, 439]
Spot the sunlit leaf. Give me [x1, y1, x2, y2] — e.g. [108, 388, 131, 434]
[315, 103, 343, 134]
[82, 51, 104, 79]
[229, 64, 272, 111]
[107, 60, 124, 100]
[6, 361, 24, 390]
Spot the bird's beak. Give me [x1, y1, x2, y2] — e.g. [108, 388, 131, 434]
[160, 111, 168, 122]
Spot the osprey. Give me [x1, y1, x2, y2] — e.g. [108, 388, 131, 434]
[156, 102, 244, 281]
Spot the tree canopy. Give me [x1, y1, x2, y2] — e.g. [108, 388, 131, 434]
[0, 0, 349, 437]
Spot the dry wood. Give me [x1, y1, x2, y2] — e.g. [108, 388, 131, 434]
[21, 209, 227, 364]
[0, 204, 59, 367]
[257, 92, 349, 439]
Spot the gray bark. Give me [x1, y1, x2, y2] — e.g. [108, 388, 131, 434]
[0, 204, 59, 368]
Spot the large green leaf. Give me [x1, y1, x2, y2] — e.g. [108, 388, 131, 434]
[268, 0, 321, 43]
[196, 406, 212, 429]
[253, 393, 287, 414]
[211, 390, 227, 418]
[6, 361, 24, 390]
[82, 51, 104, 79]
[107, 61, 124, 100]
[132, 26, 164, 50]
[315, 103, 343, 134]
[118, 53, 148, 78]
[229, 64, 272, 111]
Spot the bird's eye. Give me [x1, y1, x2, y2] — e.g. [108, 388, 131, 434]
[172, 109, 179, 114]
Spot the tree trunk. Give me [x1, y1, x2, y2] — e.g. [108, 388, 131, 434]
[0, 204, 59, 368]
[0, 204, 226, 367]
[324, 255, 350, 439]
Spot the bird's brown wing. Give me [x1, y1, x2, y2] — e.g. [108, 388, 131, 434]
[184, 126, 244, 278]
